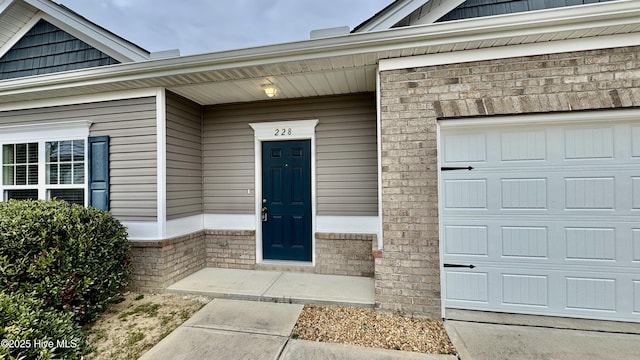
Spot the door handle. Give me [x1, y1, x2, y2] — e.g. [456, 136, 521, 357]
[261, 206, 268, 222]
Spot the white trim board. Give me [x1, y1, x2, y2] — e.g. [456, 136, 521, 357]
[121, 221, 158, 240]
[379, 33, 640, 71]
[203, 214, 256, 230]
[316, 216, 380, 236]
[129, 214, 382, 241]
[166, 214, 204, 239]
[375, 67, 384, 250]
[438, 108, 640, 128]
[0, 88, 159, 112]
[0, 120, 91, 142]
[156, 88, 167, 239]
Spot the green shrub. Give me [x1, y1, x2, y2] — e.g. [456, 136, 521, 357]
[0, 291, 89, 360]
[0, 199, 132, 324]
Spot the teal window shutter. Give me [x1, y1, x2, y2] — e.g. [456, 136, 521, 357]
[88, 136, 109, 210]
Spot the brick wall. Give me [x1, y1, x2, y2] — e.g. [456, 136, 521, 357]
[206, 230, 257, 269]
[314, 233, 376, 277]
[377, 46, 640, 318]
[130, 231, 206, 292]
[206, 230, 376, 276]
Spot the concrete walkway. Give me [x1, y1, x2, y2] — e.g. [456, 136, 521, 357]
[140, 298, 456, 360]
[158, 268, 640, 360]
[166, 268, 375, 307]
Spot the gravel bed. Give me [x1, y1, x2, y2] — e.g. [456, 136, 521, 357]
[292, 304, 456, 355]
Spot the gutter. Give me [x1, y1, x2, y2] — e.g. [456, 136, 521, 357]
[0, 0, 638, 96]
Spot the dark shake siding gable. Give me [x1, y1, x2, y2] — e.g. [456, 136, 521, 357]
[0, 19, 119, 80]
[0, 97, 158, 221]
[166, 92, 203, 220]
[202, 93, 378, 216]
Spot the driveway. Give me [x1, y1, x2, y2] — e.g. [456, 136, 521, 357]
[446, 320, 640, 360]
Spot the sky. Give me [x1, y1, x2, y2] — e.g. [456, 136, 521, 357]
[56, 0, 394, 56]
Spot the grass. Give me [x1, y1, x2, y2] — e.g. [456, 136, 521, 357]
[84, 293, 208, 360]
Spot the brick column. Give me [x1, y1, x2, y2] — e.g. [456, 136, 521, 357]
[375, 73, 442, 317]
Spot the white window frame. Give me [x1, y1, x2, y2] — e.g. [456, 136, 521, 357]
[0, 121, 91, 205]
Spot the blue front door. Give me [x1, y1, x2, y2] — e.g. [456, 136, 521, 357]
[262, 140, 312, 261]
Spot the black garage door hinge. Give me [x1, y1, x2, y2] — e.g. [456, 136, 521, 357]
[441, 166, 474, 171]
[444, 263, 476, 269]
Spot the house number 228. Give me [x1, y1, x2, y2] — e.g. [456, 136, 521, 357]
[274, 128, 292, 136]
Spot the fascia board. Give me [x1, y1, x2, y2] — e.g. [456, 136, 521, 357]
[354, 0, 430, 32]
[0, 0, 638, 96]
[24, 0, 149, 62]
[412, 0, 466, 25]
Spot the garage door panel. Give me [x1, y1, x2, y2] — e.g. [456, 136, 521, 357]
[443, 133, 487, 163]
[441, 117, 640, 322]
[445, 271, 488, 303]
[444, 225, 488, 256]
[446, 221, 635, 265]
[446, 265, 640, 321]
[443, 179, 487, 209]
[564, 126, 614, 160]
[501, 226, 548, 258]
[501, 178, 547, 209]
[565, 227, 615, 261]
[500, 129, 547, 161]
[502, 273, 549, 307]
[564, 177, 615, 209]
[566, 276, 616, 312]
[442, 173, 636, 215]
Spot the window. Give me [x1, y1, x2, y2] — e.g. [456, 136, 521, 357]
[1, 139, 86, 205]
[46, 140, 85, 205]
[3, 143, 39, 201]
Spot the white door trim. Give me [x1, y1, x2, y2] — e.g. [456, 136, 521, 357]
[249, 119, 319, 264]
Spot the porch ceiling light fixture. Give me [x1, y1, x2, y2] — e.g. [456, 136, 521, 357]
[262, 84, 279, 98]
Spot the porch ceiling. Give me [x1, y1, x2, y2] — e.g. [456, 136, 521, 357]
[0, 0, 637, 107]
[166, 61, 379, 105]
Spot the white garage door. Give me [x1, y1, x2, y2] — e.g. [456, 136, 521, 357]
[440, 111, 640, 323]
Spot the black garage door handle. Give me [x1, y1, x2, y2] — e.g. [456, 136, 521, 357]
[441, 166, 474, 171]
[444, 263, 476, 269]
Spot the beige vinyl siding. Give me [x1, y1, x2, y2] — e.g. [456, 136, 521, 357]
[0, 97, 158, 221]
[166, 91, 203, 220]
[203, 93, 377, 216]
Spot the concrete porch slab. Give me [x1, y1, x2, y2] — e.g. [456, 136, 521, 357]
[262, 271, 375, 306]
[166, 268, 282, 299]
[184, 298, 303, 336]
[166, 268, 375, 307]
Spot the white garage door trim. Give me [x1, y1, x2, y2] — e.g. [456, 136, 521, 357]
[438, 108, 640, 323]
